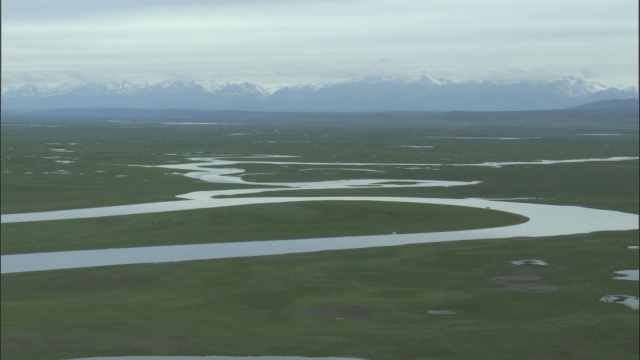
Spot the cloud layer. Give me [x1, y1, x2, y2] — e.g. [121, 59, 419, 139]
[2, 0, 638, 89]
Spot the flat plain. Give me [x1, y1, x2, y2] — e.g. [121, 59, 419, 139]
[1, 109, 638, 360]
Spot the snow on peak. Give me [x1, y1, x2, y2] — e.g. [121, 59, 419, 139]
[2, 75, 635, 111]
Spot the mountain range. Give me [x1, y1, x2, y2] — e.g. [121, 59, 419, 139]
[2, 75, 637, 112]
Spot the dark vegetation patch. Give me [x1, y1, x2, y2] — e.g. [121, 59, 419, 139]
[475, 270, 562, 293]
[301, 305, 375, 317]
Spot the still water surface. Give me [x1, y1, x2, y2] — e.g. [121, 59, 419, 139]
[2, 196, 637, 274]
[3, 156, 638, 274]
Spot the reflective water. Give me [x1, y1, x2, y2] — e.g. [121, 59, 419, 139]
[511, 259, 549, 266]
[2, 156, 638, 274]
[2, 196, 637, 274]
[600, 295, 640, 310]
[613, 270, 639, 281]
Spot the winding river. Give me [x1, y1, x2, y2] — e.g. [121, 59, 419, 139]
[2, 155, 638, 274]
[3, 155, 639, 360]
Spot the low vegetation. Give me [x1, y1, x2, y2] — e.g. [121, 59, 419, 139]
[1, 109, 638, 360]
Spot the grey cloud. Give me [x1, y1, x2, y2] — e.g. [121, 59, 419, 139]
[1, 0, 340, 21]
[579, 69, 596, 79]
[1, 0, 637, 89]
[2, 0, 208, 21]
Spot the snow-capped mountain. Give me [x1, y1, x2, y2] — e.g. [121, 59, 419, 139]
[265, 76, 637, 111]
[2, 76, 637, 112]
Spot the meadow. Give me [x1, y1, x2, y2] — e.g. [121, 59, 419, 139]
[1, 109, 639, 360]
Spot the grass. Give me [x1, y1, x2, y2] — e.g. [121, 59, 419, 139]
[1, 201, 526, 254]
[1, 109, 638, 360]
[2, 110, 637, 213]
[2, 231, 638, 360]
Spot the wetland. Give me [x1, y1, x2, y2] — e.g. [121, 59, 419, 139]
[1, 109, 639, 360]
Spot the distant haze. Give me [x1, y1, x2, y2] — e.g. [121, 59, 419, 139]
[2, 76, 637, 112]
[1, 0, 638, 91]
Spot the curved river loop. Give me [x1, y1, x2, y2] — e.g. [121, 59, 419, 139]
[2, 155, 638, 274]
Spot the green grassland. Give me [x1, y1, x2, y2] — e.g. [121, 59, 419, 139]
[1, 109, 639, 360]
[2, 110, 638, 212]
[0, 201, 527, 255]
[2, 232, 638, 360]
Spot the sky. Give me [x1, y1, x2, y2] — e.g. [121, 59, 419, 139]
[1, 0, 638, 90]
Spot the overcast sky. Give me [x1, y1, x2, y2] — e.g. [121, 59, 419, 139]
[2, 0, 638, 90]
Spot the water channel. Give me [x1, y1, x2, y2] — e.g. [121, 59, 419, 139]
[2, 156, 638, 274]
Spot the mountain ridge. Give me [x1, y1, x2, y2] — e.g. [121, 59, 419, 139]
[568, 98, 639, 110]
[2, 76, 637, 112]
